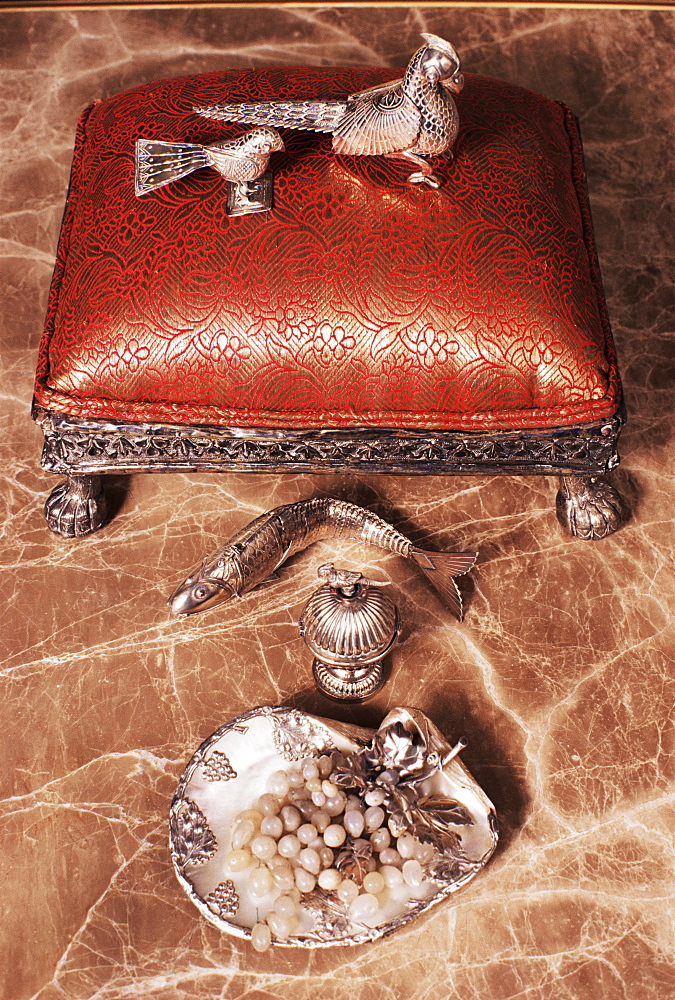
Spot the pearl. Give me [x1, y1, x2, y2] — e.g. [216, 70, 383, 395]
[343, 810, 365, 838]
[323, 824, 346, 848]
[348, 893, 379, 922]
[266, 911, 292, 939]
[250, 835, 277, 861]
[324, 793, 346, 817]
[267, 770, 290, 798]
[224, 848, 252, 873]
[295, 867, 316, 893]
[322, 780, 338, 797]
[260, 815, 283, 839]
[248, 866, 273, 896]
[312, 810, 330, 833]
[272, 868, 295, 893]
[237, 809, 263, 826]
[364, 788, 386, 807]
[362, 871, 385, 895]
[318, 867, 342, 891]
[302, 761, 319, 780]
[364, 806, 385, 832]
[299, 847, 321, 874]
[277, 835, 301, 858]
[396, 834, 417, 859]
[380, 864, 404, 888]
[280, 805, 301, 832]
[231, 819, 255, 849]
[318, 755, 334, 777]
[273, 894, 298, 919]
[257, 793, 281, 816]
[370, 828, 391, 852]
[287, 768, 304, 788]
[378, 848, 402, 866]
[251, 921, 272, 952]
[305, 777, 322, 794]
[319, 846, 334, 869]
[402, 859, 424, 887]
[336, 879, 359, 904]
[311, 790, 327, 807]
[297, 823, 318, 845]
[288, 786, 305, 801]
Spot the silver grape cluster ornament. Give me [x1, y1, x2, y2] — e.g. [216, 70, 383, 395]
[330, 717, 475, 872]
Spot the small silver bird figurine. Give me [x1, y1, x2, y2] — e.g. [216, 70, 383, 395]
[194, 34, 464, 189]
[134, 125, 284, 198]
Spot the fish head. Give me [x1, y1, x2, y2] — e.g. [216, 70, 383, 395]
[168, 551, 241, 616]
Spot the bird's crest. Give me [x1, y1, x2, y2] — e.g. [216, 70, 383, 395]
[420, 33, 461, 67]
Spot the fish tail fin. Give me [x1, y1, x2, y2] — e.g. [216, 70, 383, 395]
[135, 139, 209, 195]
[411, 549, 477, 621]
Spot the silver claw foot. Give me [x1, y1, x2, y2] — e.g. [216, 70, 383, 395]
[44, 475, 107, 538]
[556, 474, 624, 540]
[407, 171, 441, 188]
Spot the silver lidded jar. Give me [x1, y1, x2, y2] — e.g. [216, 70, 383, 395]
[299, 563, 400, 701]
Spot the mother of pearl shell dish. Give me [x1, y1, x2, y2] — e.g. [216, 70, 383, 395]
[170, 706, 498, 947]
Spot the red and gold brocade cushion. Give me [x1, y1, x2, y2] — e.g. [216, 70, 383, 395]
[34, 68, 622, 432]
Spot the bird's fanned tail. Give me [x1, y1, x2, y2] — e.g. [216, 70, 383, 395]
[410, 549, 477, 621]
[135, 139, 209, 195]
[194, 100, 346, 133]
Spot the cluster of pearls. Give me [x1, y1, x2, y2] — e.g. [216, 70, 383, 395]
[222, 754, 437, 951]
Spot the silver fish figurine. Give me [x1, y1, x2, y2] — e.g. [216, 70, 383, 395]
[168, 497, 477, 621]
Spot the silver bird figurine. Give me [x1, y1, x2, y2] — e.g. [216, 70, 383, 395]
[134, 125, 284, 197]
[168, 497, 477, 621]
[194, 34, 464, 189]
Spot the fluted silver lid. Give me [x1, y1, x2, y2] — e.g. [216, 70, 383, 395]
[300, 564, 399, 666]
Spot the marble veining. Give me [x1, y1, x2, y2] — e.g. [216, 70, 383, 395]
[1, 7, 674, 1000]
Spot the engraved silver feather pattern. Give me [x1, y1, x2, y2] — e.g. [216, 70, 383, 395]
[168, 496, 477, 621]
[194, 34, 464, 187]
[195, 100, 345, 133]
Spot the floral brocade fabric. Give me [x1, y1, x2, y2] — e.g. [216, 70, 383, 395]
[34, 68, 622, 431]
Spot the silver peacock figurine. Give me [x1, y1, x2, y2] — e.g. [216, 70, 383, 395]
[134, 125, 284, 198]
[194, 34, 464, 189]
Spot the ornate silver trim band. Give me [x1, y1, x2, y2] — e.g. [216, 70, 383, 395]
[34, 408, 622, 477]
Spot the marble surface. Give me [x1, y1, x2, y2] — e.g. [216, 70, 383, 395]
[2, 7, 674, 999]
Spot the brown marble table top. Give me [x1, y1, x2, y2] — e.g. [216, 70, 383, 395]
[1, 7, 674, 999]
